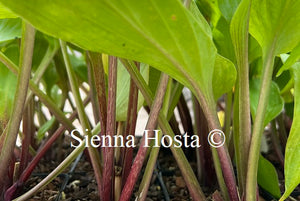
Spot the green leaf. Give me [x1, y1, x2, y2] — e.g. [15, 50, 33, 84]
[277, 43, 300, 76]
[250, 0, 300, 55]
[192, 1, 236, 100]
[0, 2, 17, 19]
[189, 1, 212, 36]
[195, 0, 221, 27]
[218, 0, 241, 22]
[213, 16, 235, 62]
[0, 44, 19, 119]
[50, 84, 63, 109]
[37, 117, 55, 142]
[0, 18, 21, 42]
[0, 0, 217, 110]
[116, 61, 148, 121]
[276, 55, 296, 103]
[68, 50, 88, 83]
[212, 55, 236, 100]
[257, 155, 281, 199]
[230, 0, 250, 69]
[249, 78, 284, 127]
[280, 63, 300, 200]
[229, 0, 251, 192]
[275, 70, 294, 103]
[31, 31, 52, 70]
[42, 61, 59, 95]
[148, 67, 162, 95]
[248, 36, 262, 64]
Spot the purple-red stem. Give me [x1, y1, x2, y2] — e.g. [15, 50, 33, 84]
[102, 56, 117, 201]
[193, 96, 215, 186]
[121, 63, 140, 187]
[4, 97, 89, 200]
[19, 100, 34, 177]
[0, 24, 35, 196]
[213, 133, 239, 201]
[121, 59, 206, 200]
[177, 94, 195, 159]
[119, 73, 169, 201]
[177, 94, 193, 134]
[87, 52, 107, 135]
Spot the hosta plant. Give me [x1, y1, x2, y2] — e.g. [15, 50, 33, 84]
[0, 0, 299, 201]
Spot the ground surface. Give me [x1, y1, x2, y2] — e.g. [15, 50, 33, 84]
[19, 132, 300, 201]
[21, 137, 193, 201]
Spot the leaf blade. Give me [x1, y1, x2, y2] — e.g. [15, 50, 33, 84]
[250, 0, 300, 55]
[257, 155, 281, 199]
[212, 55, 236, 100]
[280, 64, 300, 200]
[0, 3, 17, 19]
[0, 0, 217, 107]
[0, 18, 21, 42]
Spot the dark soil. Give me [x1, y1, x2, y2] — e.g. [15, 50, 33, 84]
[20, 136, 193, 201]
[18, 133, 300, 201]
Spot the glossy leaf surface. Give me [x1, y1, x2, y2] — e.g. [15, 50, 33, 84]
[212, 55, 236, 100]
[0, 44, 19, 118]
[0, 18, 21, 42]
[281, 63, 300, 200]
[0, 0, 217, 108]
[277, 43, 300, 76]
[257, 155, 281, 199]
[0, 3, 17, 19]
[213, 17, 235, 62]
[250, 0, 300, 55]
[195, 0, 221, 27]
